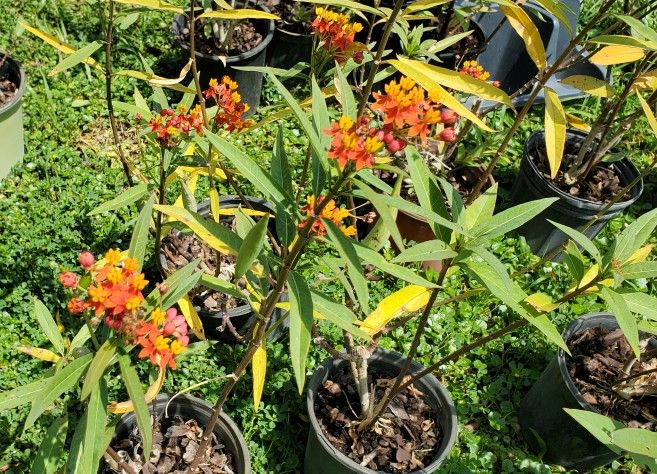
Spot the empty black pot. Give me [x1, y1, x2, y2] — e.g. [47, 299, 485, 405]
[509, 129, 643, 257]
[268, 26, 313, 70]
[172, 6, 275, 114]
[101, 393, 250, 473]
[305, 348, 458, 474]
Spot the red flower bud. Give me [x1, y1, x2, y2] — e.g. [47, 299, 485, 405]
[161, 108, 174, 116]
[79, 251, 95, 270]
[492, 80, 501, 88]
[440, 109, 458, 125]
[59, 272, 78, 288]
[387, 139, 401, 153]
[383, 133, 394, 145]
[439, 128, 457, 143]
[67, 298, 85, 314]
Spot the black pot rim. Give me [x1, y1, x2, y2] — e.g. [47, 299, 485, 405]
[306, 348, 458, 473]
[524, 129, 644, 210]
[172, 4, 275, 64]
[0, 52, 26, 116]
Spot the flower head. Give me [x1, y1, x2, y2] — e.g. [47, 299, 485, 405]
[311, 7, 364, 64]
[459, 60, 492, 82]
[135, 308, 189, 370]
[300, 195, 356, 237]
[59, 272, 78, 289]
[203, 76, 251, 132]
[147, 106, 204, 147]
[325, 115, 388, 170]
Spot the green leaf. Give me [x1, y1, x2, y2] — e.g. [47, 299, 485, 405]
[533, 0, 573, 33]
[391, 240, 457, 263]
[87, 184, 149, 216]
[128, 194, 154, 271]
[25, 353, 93, 429]
[613, 208, 657, 263]
[66, 411, 87, 473]
[49, 41, 102, 76]
[311, 150, 327, 197]
[203, 131, 292, 206]
[334, 66, 356, 120]
[464, 183, 498, 231]
[621, 261, 657, 280]
[381, 195, 467, 237]
[312, 75, 331, 148]
[298, 0, 383, 18]
[468, 198, 558, 247]
[144, 259, 201, 311]
[323, 219, 369, 312]
[563, 241, 586, 283]
[288, 271, 313, 393]
[275, 202, 296, 249]
[118, 355, 152, 460]
[548, 220, 601, 263]
[31, 415, 68, 474]
[235, 216, 270, 279]
[353, 242, 437, 288]
[616, 15, 657, 44]
[68, 325, 91, 355]
[620, 292, 657, 321]
[310, 291, 371, 340]
[438, 177, 465, 226]
[79, 380, 108, 473]
[199, 274, 245, 300]
[612, 428, 657, 457]
[272, 125, 292, 193]
[161, 271, 203, 311]
[34, 298, 65, 355]
[0, 377, 52, 412]
[601, 288, 640, 359]
[564, 409, 623, 450]
[323, 257, 357, 305]
[81, 340, 117, 400]
[181, 179, 198, 213]
[405, 146, 452, 242]
[354, 180, 404, 250]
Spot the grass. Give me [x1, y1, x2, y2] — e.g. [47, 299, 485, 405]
[0, 0, 655, 473]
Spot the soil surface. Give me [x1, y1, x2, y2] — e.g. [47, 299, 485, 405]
[261, 0, 313, 34]
[0, 56, 18, 107]
[315, 368, 441, 472]
[530, 141, 627, 203]
[447, 165, 492, 201]
[566, 327, 656, 431]
[162, 231, 244, 313]
[178, 19, 263, 56]
[108, 414, 235, 473]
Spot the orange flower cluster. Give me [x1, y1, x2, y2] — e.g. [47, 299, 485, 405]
[146, 105, 204, 147]
[135, 307, 189, 370]
[459, 60, 500, 87]
[325, 115, 392, 170]
[372, 76, 459, 144]
[203, 76, 251, 132]
[300, 195, 355, 237]
[311, 7, 365, 64]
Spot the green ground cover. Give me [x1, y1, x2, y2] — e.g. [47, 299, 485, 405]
[0, 0, 655, 472]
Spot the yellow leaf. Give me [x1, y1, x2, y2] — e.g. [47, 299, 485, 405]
[276, 301, 324, 320]
[500, 4, 546, 69]
[544, 87, 567, 179]
[252, 331, 266, 410]
[359, 286, 431, 335]
[625, 244, 654, 264]
[199, 9, 278, 20]
[114, 0, 183, 12]
[115, 69, 195, 94]
[559, 75, 614, 97]
[149, 59, 193, 86]
[523, 293, 559, 313]
[388, 59, 493, 132]
[402, 0, 451, 14]
[637, 93, 657, 139]
[178, 296, 206, 340]
[17, 346, 61, 363]
[19, 20, 98, 67]
[164, 166, 227, 189]
[634, 69, 657, 90]
[565, 113, 591, 132]
[568, 264, 600, 294]
[589, 45, 645, 65]
[391, 56, 513, 107]
[107, 366, 166, 414]
[210, 188, 221, 222]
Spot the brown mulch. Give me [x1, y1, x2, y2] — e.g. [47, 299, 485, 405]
[531, 142, 627, 203]
[315, 368, 441, 473]
[566, 326, 657, 431]
[261, 0, 313, 34]
[108, 415, 236, 474]
[0, 60, 17, 107]
[178, 20, 263, 56]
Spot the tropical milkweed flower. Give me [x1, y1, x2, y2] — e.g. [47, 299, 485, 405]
[135, 307, 189, 369]
[59, 272, 78, 288]
[459, 60, 499, 87]
[203, 76, 251, 132]
[311, 7, 364, 64]
[145, 105, 204, 147]
[300, 195, 356, 237]
[325, 115, 391, 170]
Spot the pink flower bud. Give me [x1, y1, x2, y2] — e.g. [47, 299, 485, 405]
[440, 109, 458, 125]
[59, 272, 78, 288]
[387, 139, 401, 153]
[79, 251, 95, 269]
[439, 128, 457, 143]
[157, 282, 169, 295]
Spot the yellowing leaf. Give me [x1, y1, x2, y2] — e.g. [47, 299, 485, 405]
[625, 244, 654, 264]
[149, 59, 193, 86]
[115, 0, 183, 12]
[19, 20, 98, 67]
[107, 366, 165, 414]
[115, 69, 195, 94]
[523, 293, 559, 313]
[634, 69, 657, 90]
[388, 59, 493, 131]
[359, 285, 431, 335]
[199, 9, 278, 20]
[178, 296, 205, 340]
[637, 92, 657, 139]
[544, 87, 567, 179]
[252, 334, 266, 410]
[210, 188, 221, 222]
[568, 264, 600, 294]
[275, 301, 324, 320]
[17, 346, 61, 363]
[565, 113, 591, 132]
[165, 166, 227, 189]
[589, 45, 645, 65]
[559, 75, 614, 97]
[500, 4, 546, 69]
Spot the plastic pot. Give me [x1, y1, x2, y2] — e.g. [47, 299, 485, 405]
[268, 26, 313, 71]
[160, 195, 286, 343]
[305, 348, 458, 474]
[519, 312, 656, 471]
[509, 129, 643, 258]
[0, 52, 26, 179]
[101, 393, 250, 473]
[172, 6, 274, 114]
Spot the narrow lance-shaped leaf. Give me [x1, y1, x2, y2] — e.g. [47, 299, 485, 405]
[78, 381, 108, 473]
[612, 428, 657, 458]
[49, 41, 102, 76]
[637, 92, 657, 139]
[500, 4, 546, 69]
[118, 355, 153, 460]
[359, 285, 432, 335]
[353, 242, 437, 288]
[334, 66, 357, 119]
[548, 220, 601, 263]
[601, 287, 640, 359]
[544, 87, 567, 179]
[129, 194, 154, 271]
[354, 180, 405, 250]
[589, 45, 645, 65]
[564, 409, 623, 451]
[310, 291, 371, 339]
[559, 75, 614, 97]
[611, 208, 657, 264]
[235, 216, 270, 279]
[252, 328, 266, 410]
[87, 183, 149, 216]
[288, 271, 313, 393]
[615, 15, 657, 44]
[464, 183, 498, 230]
[144, 259, 200, 311]
[0, 377, 53, 412]
[199, 9, 279, 19]
[34, 298, 65, 355]
[392, 240, 457, 263]
[30, 415, 68, 474]
[19, 20, 98, 66]
[114, 0, 183, 12]
[620, 261, 657, 280]
[81, 340, 117, 400]
[272, 125, 292, 192]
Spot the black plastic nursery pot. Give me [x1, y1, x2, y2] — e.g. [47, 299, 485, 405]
[509, 129, 643, 258]
[268, 26, 313, 71]
[101, 393, 250, 473]
[160, 195, 286, 343]
[518, 312, 654, 471]
[0, 52, 26, 179]
[305, 348, 458, 474]
[172, 6, 274, 114]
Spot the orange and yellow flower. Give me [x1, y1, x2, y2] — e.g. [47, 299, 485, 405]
[300, 195, 356, 237]
[311, 7, 364, 64]
[145, 105, 204, 147]
[203, 76, 251, 132]
[325, 115, 387, 170]
[136, 307, 189, 369]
